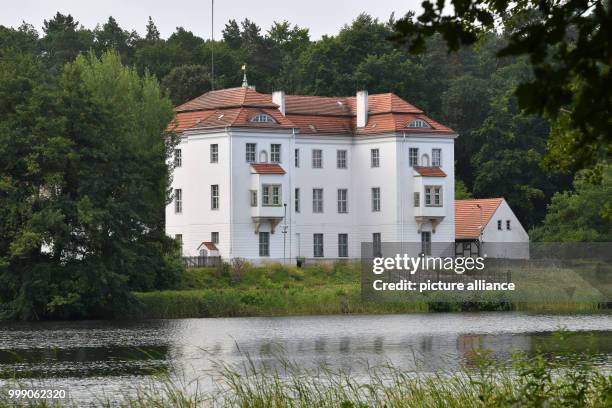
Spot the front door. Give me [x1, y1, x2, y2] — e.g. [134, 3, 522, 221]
[421, 231, 431, 256]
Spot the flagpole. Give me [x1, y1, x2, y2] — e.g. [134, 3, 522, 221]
[211, 0, 215, 90]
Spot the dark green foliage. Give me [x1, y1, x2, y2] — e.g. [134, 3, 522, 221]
[161, 65, 212, 105]
[531, 165, 612, 242]
[0, 51, 181, 320]
[391, 1, 611, 174]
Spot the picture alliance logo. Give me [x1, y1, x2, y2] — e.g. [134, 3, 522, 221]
[372, 254, 486, 275]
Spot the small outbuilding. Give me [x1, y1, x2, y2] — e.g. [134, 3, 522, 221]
[455, 198, 529, 259]
[197, 241, 220, 257]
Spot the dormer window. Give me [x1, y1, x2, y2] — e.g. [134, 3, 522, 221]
[407, 119, 431, 129]
[250, 114, 276, 123]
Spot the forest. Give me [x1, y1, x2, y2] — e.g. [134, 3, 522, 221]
[0, 10, 609, 319]
[1, 12, 608, 234]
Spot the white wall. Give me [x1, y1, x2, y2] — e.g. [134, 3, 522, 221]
[166, 128, 458, 261]
[165, 130, 230, 256]
[482, 200, 529, 259]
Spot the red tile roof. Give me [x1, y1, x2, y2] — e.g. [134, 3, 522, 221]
[169, 87, 455, 136]
[455, 198, 504, 239]
[198, 241, 218, 251]
[413, 166, 447, 177]
[251, 163, 286, 175]
[176, 87, 275, 112]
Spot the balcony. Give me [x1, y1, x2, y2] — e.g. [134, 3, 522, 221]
[252, 204, 285, 233]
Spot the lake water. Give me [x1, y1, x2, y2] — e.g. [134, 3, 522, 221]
[1, 312, 612, 404]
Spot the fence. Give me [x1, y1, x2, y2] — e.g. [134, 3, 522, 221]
[182, 256, 222, 268]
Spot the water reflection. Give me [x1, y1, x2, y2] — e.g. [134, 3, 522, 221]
[0, 313, 611, 402]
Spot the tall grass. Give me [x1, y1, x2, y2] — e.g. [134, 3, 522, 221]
[2, 351, 610, 407]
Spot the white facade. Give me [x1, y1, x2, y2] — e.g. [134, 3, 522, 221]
[166, 89, 458, 261]
[481, 200, 530, 259]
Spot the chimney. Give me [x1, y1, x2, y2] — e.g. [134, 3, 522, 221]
[356, 90, 368, 127]
[272, 90, 285, 116]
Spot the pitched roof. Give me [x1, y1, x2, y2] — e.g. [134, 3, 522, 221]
[170, 87, 455, 136]
[176, 87, 275, 112]
[251, 163, 286, 175]
[413, 166, 447, 177]
[455, 198, 504, 240]
[198, 241, 218, 251]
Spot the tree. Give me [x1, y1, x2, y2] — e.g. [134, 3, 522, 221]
[40, 12, 94, 68]
[145, 16, 160, 41]
[530, 165, 612, 242]
[0, 51, 181, 320]
[162, 65, 212, 105]
[391, 2, 611, 173]
[94, 16, 138, 63]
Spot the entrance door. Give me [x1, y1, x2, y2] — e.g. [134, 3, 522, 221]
[421, 231, 431, 256]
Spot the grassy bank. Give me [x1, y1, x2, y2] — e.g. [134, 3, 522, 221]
[1, 351, 611, 407]
[128, 261, 608, 319]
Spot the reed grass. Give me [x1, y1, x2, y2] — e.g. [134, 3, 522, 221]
[2, 351, 610, 407]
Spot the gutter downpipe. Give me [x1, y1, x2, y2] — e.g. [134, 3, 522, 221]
[227, 126, 232, 259]
[402, 131, 406, 254]
[289, 127, 295, 263]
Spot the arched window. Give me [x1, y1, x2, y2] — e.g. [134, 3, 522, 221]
[250, 114, 276, 124]
[421, 154, 430, 166]
[407, 119, 431, 129]
[259, 150, 268, 163]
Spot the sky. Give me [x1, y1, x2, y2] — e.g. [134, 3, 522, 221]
[1, 0, 423, 40]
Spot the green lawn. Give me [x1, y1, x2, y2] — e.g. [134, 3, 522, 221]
[129, 261, 609, 319]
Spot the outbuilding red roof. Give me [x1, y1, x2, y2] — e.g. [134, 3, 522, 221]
[251, 163, 286, 175]
[198, 241, 218, 251]
[455, 198, 504, 240]
[413, 166, 447, 177]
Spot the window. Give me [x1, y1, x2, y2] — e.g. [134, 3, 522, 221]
[211, 185, 219, 209]
[414, 192, 420, 207]
[371, 187, 381, 212]
[432, 149, 442, 167]
[424, 186, 442, 207]
[312, 149, 323, 168]
[338, 234, 348, 258]
[337, 189, 348, 213]
[174, 149, 182, 167]
[271, 144, 281, 163]
[259, 232, 270, 256]
[174, 189, 182, 213]
[407, 119, 431, 128]
[251, 114, 275, 123]
[498, 220, 502, 230]
[409, 148, 419, 167]
[295, 188, 300, 213]
[175, 234, 183, 255]
[313, 188, 323, 213]
[211, 232, 219, 244]
[371, 149, 380, 168]
[246, 143, 256, 163]
[506, 220, 511, 230]
[262, 184, 281, 206]
[337, 150, 347, 169]
[421, 231, 431, 255]
[313, 233, 324, 257]
[295, 148, 300, 167]
[250, 190, 257, 207]
[210, 144, 218, 163]
[373, 233, 382, 257]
